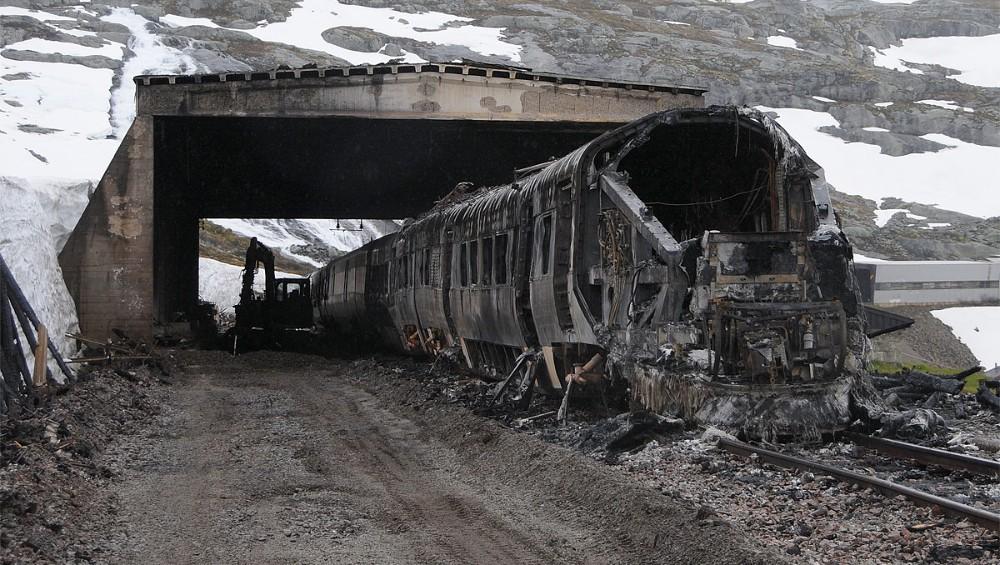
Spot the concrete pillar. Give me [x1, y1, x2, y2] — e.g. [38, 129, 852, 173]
[60, 116, 155, 341]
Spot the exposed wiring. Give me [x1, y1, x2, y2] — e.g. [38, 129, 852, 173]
[645, 185, 766, 208]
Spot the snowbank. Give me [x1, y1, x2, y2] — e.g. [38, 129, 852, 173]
[0, 177, 93, 377]
[931, 307, 1000, 370]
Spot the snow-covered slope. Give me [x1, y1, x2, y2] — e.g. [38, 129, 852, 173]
[208, 218, 401, 268]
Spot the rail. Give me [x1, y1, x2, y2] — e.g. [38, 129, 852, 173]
[846, 432, 1000, 477]
[717, 438, 1000, 532]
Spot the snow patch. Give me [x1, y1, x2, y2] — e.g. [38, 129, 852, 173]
[235, 0, 521, 64]
[0, 6, 75, 21]
[664, 21, 690, 26]
[5, 37, 123, 59]
[868, 46, 923, 75]
[160, 14, 221, 28]
[862, 126, 889, 132]
[757, 106, 1000, 218]
[874, 102, 894, 107]
[931, 307, 1000, 370]
[916, 99, 974, 113]
[811, 96, 835, 103]
[877, 34, 1000, 88]
[767, 36, 802, 50]
[921, 222, 951, 229]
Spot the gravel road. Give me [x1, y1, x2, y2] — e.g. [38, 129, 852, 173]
[92, 351, 772, 564]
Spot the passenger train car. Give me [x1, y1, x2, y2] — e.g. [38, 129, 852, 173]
[310, 106, 875, 439]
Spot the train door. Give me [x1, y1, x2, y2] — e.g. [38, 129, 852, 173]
[529, 210, 560, 345]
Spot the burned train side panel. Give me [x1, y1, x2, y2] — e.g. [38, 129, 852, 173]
[312, 106, 871, 437]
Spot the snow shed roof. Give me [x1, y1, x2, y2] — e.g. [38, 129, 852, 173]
[133, 61, 708, 96]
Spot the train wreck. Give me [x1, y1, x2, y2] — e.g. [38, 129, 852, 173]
[588, 107, 874, 440]
[312, 106, 879, 439]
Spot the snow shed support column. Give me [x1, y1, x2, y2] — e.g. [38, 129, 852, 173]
[59, 117, 155, 341]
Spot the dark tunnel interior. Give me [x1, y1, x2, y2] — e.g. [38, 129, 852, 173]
[153, 116, 612, 322]
[617, 123, 778, 242]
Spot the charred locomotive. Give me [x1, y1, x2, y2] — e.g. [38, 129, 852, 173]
[311, 106, 873, 439]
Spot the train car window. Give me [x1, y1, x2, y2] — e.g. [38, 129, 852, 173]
[538, 214, 553, 275]
[470, 239, 479, 285]
[422, 248, 431, 286]
[459, 242, 469, 287]
[481, 237, 493, 285]
[495, 233, 509, 284]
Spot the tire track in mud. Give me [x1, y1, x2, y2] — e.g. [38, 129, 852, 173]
[287, 373, 572, 565]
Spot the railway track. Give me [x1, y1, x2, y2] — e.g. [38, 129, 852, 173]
[844, 432, 1000, 478]
[717, 438, 1000, 532]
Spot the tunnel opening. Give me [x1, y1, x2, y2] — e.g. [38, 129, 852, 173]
[615, 122, 781, 242]
[153, 116, 614, 332]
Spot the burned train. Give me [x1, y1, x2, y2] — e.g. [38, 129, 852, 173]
[310, 106, 873, 438]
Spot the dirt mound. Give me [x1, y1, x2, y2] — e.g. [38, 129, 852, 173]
[0, 359, 175, 564]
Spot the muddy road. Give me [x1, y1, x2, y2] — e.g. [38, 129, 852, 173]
[87, 351, 772, 564]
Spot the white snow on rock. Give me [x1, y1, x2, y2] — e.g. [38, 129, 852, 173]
[235, 0, 521, 65]
[767, 36, 802, 50]
[916, 99, 974, 113]
[5, 37, 124, 59]
[160, 14, 221, 28]
[932, 306, 1000, 370]
[102, 8, 203, 136]
[867, 46, 923, 75]
[874, 102, 894, 107]
[757, 106, 1000, 218]
[876, 33, 1000, 88]
[921, 222, 951, 229]
[0, 6, 75, 20]
[198, 257, 296, 315]
[863, 126, 889, 132]
[812, 96, 835, 103]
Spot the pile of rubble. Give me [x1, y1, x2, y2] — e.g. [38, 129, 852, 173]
[0, 357, 174, 563]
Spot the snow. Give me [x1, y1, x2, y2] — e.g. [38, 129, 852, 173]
[664, 21, 691, 26]
[863, 126, 889, 132]
[0, 6, 75, 21]
[874, 102, 894, 107]
[757, 106, 1000, 218]
[235, 0, 521, 64]
[208, 218, 400, 267]
[767, 36, 802, 50]
[921, 222, 951, 229]
[932, 307, 1000, 370]
[102, 8, 203, 136]
[876, 34, 1000, 88]
[916, 99, 974, 113]
[867, 0, 920, 4]
[867, 46, 923, 75]
[160, 14, 221, 28]
[811, 96, 835, 103]
[5, 37, 123, 59]
[198, 257, 296, 315]
[0, 176, 91, 377]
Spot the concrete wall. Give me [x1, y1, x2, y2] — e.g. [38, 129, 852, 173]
[62, 64, 705, 340]
[59, 117, 154, 339]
